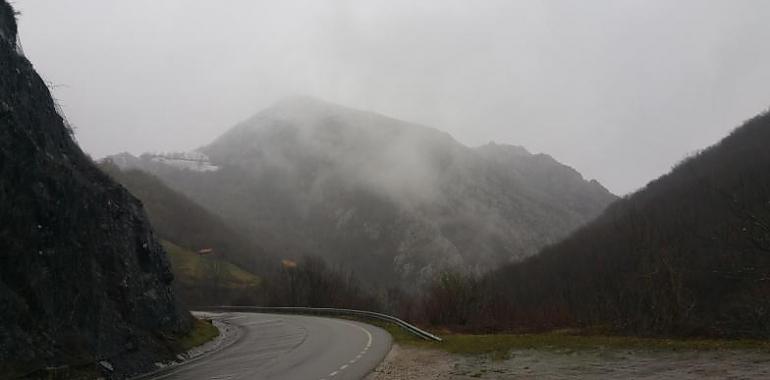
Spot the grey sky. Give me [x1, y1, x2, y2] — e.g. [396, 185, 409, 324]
[14, 0, 770, 194]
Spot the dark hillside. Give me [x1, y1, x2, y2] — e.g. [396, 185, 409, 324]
[464, 110, 770, 337]
[99, 164, 274, 306]
[99, 163, 275, 276]
[0, 2, 191, 378]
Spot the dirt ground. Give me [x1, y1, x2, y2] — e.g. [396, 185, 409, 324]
[365, 344, 455, 380]
[366, 344, 770, 379]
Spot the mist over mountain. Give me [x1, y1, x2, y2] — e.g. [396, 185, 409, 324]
[0, 2, 190, 377]
[111, 97, 616, 285]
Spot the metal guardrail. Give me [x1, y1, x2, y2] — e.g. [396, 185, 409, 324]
[199, 306, 443, 342]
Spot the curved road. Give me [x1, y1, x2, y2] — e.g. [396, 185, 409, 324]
[151, 312, 392, 380]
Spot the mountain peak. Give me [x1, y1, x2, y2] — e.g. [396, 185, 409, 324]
[255, 95, 358, 124]
[208, 96, 462, 161]
[477, 142, 532, 156]
[271, 95, 336, 109]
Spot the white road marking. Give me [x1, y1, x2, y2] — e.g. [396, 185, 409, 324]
[335, 320, 373, 349]
[318, 320, 375, 380]
[241, 320, 279, 326]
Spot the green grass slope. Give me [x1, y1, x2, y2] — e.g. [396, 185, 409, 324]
[163, 241, 260, 289]
[162, 241, 262, 306]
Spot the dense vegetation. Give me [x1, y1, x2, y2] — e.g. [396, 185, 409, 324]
[417, 111, 770, 338]
[265, 255, 382, 311]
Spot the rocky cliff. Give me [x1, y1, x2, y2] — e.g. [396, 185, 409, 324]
[0, 2, 191, 378]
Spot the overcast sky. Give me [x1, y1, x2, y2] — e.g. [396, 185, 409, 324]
[14, 0, 770, 194]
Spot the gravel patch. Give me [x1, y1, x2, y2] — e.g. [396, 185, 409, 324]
[366, 344, 455, 380]
[367, 345, 770, 379]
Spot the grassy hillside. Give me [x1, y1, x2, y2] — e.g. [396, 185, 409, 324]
[163, 241, 262, 306]
[164, 241, 260, 288]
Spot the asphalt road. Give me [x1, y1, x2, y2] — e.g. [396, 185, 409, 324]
[151, 312, 392, 380]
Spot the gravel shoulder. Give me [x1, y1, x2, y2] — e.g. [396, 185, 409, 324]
[365, 344, 455, 380]
[366, 344, 770, 379]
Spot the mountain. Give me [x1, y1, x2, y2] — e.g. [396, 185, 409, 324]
[110, 96, 616, 285]
[472, 110, 770, 337]
[0, 3, 191, 378]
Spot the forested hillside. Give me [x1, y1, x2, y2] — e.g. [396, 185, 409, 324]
[423, 110, 770, 338]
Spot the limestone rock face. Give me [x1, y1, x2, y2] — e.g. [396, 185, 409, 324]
[0, 2, 191, 377]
